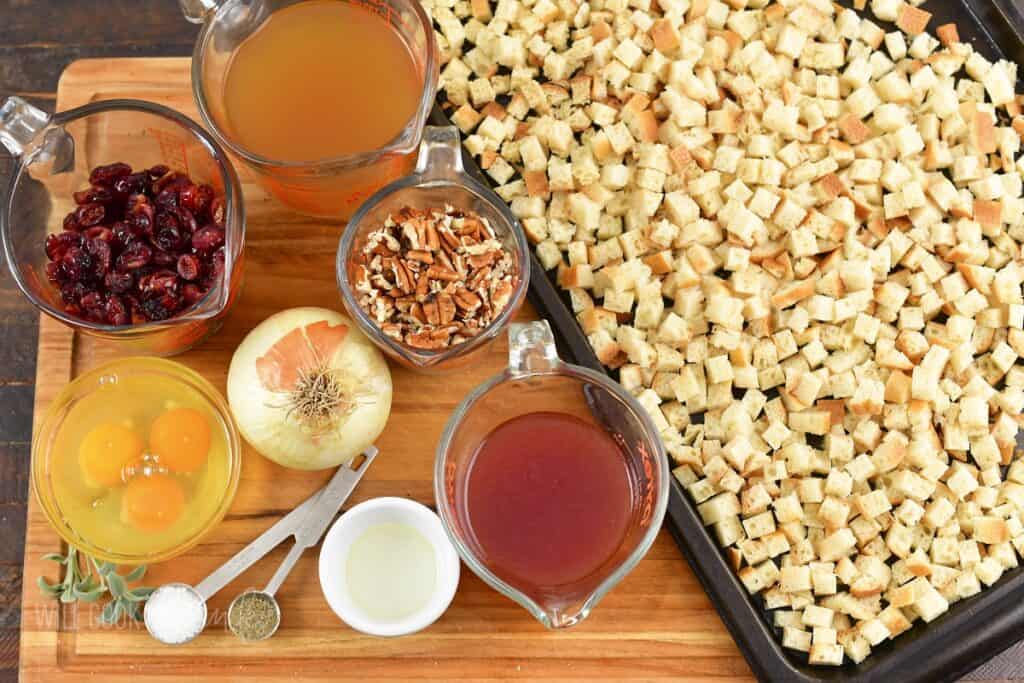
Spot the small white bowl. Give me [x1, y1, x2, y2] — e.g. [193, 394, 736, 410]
[318, 497, 460, 637]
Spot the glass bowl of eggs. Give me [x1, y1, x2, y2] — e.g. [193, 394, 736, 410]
[32, 357, 242, 564]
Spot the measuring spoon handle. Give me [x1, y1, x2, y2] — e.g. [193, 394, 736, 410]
[264, 540, 306, 597]
[264, 446, 379, 596]
[193, 488, 323, 602]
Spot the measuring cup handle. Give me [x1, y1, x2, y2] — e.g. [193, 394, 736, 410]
[508, 321, 561, 376]
[0, 97, 50, 158]
[414, 125, 465, 181]
[179, 0, 222, 23]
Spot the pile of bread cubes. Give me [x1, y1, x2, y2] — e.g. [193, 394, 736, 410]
[426, 0, 1024, 667]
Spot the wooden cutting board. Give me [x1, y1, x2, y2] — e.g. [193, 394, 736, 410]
[18, 57, 753, 682]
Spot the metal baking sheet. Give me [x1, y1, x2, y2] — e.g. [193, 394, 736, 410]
[432, 0, 1024, 679]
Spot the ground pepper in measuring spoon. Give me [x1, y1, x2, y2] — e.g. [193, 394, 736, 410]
[228, 590, 281, 641]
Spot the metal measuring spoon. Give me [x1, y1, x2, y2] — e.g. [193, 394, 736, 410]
[144, 447, 377, 645]
[226, 448, 377, 642]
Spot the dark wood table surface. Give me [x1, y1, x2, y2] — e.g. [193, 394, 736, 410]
[0, 2, 1022, 682]
[0, 3, 200, 679]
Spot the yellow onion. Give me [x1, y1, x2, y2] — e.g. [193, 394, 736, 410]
[227, 307, 392, 470]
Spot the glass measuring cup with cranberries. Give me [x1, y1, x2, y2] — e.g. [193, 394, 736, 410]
[0, 97, 245, 355]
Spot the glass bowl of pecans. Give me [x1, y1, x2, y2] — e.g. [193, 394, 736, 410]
[337, 125, 530, 372]
[0, 96, 245, 355]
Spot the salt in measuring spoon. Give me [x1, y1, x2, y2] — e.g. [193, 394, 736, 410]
[144, 447, 378, 645]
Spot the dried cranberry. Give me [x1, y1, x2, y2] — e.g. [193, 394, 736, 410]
[62, 212, 81, 232]
[89, 162, 132, 187]
[114, 172, 151, 198]
[45, 232, 83, 260]
[154, 172, 189, 194]
[191, 225, 224, 253]
[105, 295, 130, 325]
[116, 242, 152, 270]
[45, 261, 60, 281]
[138, 271, 179, 298]
[128, 211, 153, 236]
[86, 239, 112, 275]
[74, 186, 115, 206]
[203, 247, 226, 288]
[182, 283, 206, 305]
[60, 282, 87, 304]
[209, 196, 226, 228]
[153, 213, 183, 251]
[75, 203, 105, 228]
[181, 184, 214, 215]
[127, 192, 153, 216]
[151, 249, 176, 267]
[177, 254, 201, 281]
[175, 208, 197, 236]
[127, 296, 147, 324]
[146, 164, 170, 180]
[140, 293, 179, 321]
[60, 247, 94, 282]
[111, 221, 139, 248]
[155, 188, 179, 212]
[84, 226, 114, 243]
[104, 271, 134, 294]
[80, 291, 104, 309]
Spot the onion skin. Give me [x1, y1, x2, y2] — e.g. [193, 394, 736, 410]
[227, 307, 392, 470]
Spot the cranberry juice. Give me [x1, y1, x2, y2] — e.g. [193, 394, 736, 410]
[460, 411, 634, 590]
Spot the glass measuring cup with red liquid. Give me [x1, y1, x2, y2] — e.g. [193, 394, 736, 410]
[435, 321, 670, 628]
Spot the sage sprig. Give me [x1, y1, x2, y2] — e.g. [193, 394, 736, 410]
[38, 547, 153, 624]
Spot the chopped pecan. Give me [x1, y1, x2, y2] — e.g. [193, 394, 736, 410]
[423, 299, 441, 325]
[438, 293, 457, 324]
[410, 302, 427, 324]
[407, 249, 434, 264]
[427, 265, 461, 282]
[405, 330, 447, 349]
[468, 265, 491, 291]
[392, 260, 413, 294]
[453, 289, 482, 312]
[424, 222, 441, 251]
[491, 278, 514, 312]
[467, 251, 498, 269]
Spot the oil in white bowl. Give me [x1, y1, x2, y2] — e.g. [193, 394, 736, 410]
[345, 522, 437, 623]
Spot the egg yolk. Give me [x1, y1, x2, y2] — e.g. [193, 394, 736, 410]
[149, 407, 212, 473]
[78, 423, 144, 488]
[120, 474, 185, 532]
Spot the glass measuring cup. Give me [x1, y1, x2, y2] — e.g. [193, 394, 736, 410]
[434, 321, 670, 628]
[336, 125, 530, 372]
[181, 0, 439, 219]
[0, 97, 245, 355]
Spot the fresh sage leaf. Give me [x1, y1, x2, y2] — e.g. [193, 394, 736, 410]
[100, 600, 118, 624]
[106, 573, 127, 597]
[124, 565, 146, 583]
[75, 586, 106, 603]
[37, 576, 61, 596]
[38, 546, 153, 626]
[124, 587, 155, 603]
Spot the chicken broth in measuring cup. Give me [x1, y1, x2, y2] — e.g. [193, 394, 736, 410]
[188, 0, 437, 217]
[222, 0, 422, 161]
